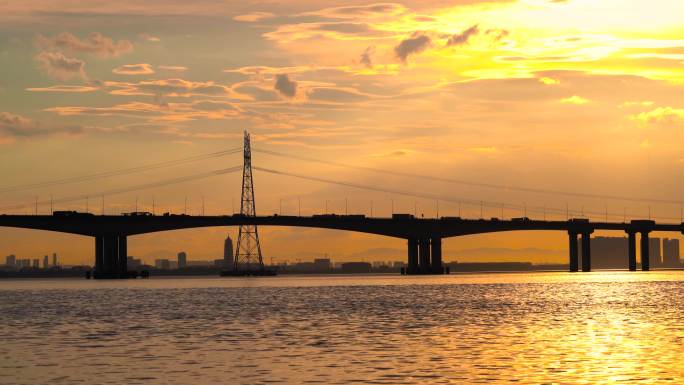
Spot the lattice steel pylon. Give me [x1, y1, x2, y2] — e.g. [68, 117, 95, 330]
[233, 130, 264, 271]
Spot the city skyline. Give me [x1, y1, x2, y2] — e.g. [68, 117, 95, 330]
[2, 0, 684, 264]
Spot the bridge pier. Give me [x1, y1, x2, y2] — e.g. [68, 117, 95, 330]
[94, 234, 128, 279]
[581, 232, 592, 272]
[627, 231, 637, 271]
[641, 231, 650, 271]
[431, 237, 442, 273]
[407, 238, 418, 274]
[568, 232, 578, 272]
[419, 238, 431, 273]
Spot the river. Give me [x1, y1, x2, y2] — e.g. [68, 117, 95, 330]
[2, 272, 684, 384]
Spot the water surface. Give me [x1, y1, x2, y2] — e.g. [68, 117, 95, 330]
[2, 272, 684, 384]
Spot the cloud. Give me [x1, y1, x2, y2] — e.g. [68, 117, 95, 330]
[633, 107, 684, 124]
[44, 100, 242, 122]
[274, 74, 297, 98]
[26, 85, 99, 92]
[37, 32, 133, 58]
[0, 111, 82, 141]
[263, 21, 388, 42]
[560, 95, 590, 104]
[233, 12, 275, 22]
[446, 25, 479, 46]
[35, 51, 86, 80]
[112, 63, 155, 75]
[302, 3, 407, 19]
[394, 32, 431, 62]
[359, 46, 375, 67]
[158, 65, 188, 72]
[139, 33, 160, 42]
[107, 78, 243, 99]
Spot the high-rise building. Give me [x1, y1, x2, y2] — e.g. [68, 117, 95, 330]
[32, 259, 40, 268]
[580, 236, 628, 269]
[43, 255, 49, 269]
[52, 253, 58, 267]
[5, 254, 16, 267]
[223, 236, 234, 269]
[663, 238, 680, 267]
[649, 238, 662, 267]
[177, 252, 187, 269]
[155, 259, 170, 269]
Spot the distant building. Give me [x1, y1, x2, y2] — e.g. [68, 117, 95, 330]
[392, 261, 405, 268]
[127, 256, 142, 270]
[52, 253, 58, 267]
[5, 254, 16, 267]
[155, 259, 171, 269]
[43, 255, 49, 269]
[341, 262, 372, 273]
[187, 260, 214, 267]
[32, 259, 40, 268]
[663, 238, 680, 267]
[650, 238, 662, 267]
[177, 251, 187, 268]
[214, 259, 225, 268]
[585, 236, 628, 269]
[313, 258, 332, 270]
[223, 236, 234, 269]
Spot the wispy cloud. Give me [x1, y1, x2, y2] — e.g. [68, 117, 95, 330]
[233, 12, 275, 22]
[35, 51, 86, 80]
[112, 63, 155, 75]
[394, 32, 431, 62]
[37, 32, 133, 58]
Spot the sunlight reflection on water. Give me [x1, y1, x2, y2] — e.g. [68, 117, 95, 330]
[1, 271, 684, 384]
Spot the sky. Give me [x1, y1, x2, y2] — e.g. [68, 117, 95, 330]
[1, 0, 683, 265]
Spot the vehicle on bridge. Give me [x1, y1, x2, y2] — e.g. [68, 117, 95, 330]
[122, 212, 153, 217]
[52, 211, 95, 217]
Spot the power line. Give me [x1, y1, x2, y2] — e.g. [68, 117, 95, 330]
[0, 147, 242, 194]
[253, 147, 684, 205]
[1, 166, 242, 211]
[254, 166, 683, 222]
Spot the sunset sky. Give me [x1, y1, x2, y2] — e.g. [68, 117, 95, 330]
[1, 0, 683, 265]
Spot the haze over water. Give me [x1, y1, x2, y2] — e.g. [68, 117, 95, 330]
[2, 272, 684, 384]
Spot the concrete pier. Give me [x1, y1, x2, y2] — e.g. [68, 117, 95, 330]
[581, 232, 592, 272]
[418, 238, 431, 273]
[94, 234, 128, 279]
[568, 231, 578, 272]
[641, 231, 650, 271]
[407, 238, 418, 274]
[431, 237, 442, 273]
[627, 231, 637, 271]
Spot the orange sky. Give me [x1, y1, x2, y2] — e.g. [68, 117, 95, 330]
[1, 0, 683, 265]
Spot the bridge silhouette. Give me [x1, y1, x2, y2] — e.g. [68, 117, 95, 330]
[0, 213, 682, 278]
[1, 133, 683, 278]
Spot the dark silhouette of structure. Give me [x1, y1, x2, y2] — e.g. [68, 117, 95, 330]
[1, 214, 683, 277]
[229, 131, 266, 274]
[223, 235, 234, 269]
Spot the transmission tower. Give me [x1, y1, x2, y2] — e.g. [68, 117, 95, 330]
[233, 131, 264, 271]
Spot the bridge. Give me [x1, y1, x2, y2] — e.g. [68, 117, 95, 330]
[1, 213, 682, 277]
[2, 131, 683, 278]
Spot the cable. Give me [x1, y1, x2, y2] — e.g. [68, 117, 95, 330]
[253, 147, 684, 205]
[254, 166, 683, 222]
[0, 147, 242, 194]
[1, 166, 242, 211]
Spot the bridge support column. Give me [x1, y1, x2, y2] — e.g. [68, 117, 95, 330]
[95, 235, 104, 275]
[94, 235, 127, 279]
[627, 231, 637, 271]
[407, 238, 418, 274]
[118, 236, 128, 277]
[568, 232, 578, 272]
[641, 231, 650, 271]
[419, 238, 431, 273]
[581, 232, 592, 272]
[431, 237, 442, 273]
